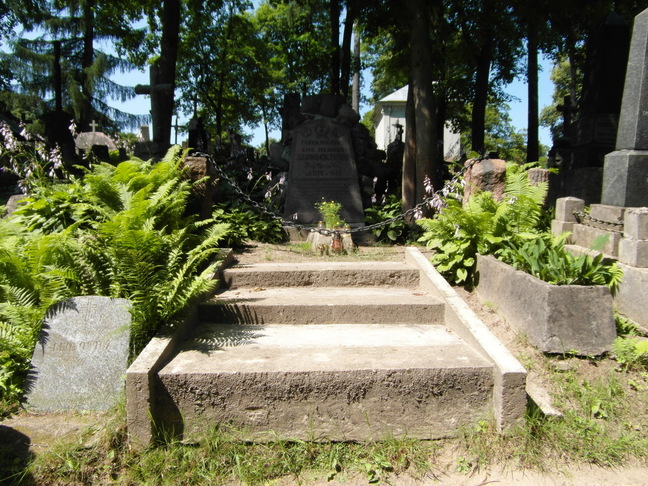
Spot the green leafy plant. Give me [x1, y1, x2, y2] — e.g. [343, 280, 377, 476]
[315, 198, 345, 228]
[212, 201, 285, 247]
[364, 194, 414, 244]
[0, 147, 232, 401]
[496, 234, 624, 293]
[417, 166, 548, 285]
[612, 337, 648, 371]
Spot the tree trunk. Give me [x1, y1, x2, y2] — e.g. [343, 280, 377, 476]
[471, 39, 492, 155]
[527, 29, 539, 162]
[408, 0, 439, 212]
[351, 24, 360, 113]
[340, 0, 357, 101]
[80, 0, 95, 130]
[403, 82, 417, 219]
[330, 0, 340, 95]
[53, 40, 62, 112]
[155, 0, 180, 146]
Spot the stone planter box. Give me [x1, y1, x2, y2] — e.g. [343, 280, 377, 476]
[475, 254, 616, 356]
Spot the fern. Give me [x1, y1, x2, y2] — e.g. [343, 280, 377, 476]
[0, 147, 233, 400]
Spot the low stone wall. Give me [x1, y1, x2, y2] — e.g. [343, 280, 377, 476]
[475, 254, 616, 356]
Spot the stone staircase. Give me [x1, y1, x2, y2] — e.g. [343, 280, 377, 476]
[126, 248, 527, 447]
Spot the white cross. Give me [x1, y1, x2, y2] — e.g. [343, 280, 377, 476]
[89, 120, 98, 132]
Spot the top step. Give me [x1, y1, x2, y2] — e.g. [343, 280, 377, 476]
[223, 261, 420, 289]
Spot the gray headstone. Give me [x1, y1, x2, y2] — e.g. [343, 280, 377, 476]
[602, 8, 648, 207]
[283, 119, 364, 224]
[616, 8, 648, 150]
[27, 296, 131, 411]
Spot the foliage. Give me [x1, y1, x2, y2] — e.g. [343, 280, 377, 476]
[496, 234, 624, 292]
[211, 201, 284, 247]
[612, 337, 648, 372]
[0, 121, 68, 194]
[417, 165, 547, 285]
[364, 194, 415, 244]
[315, 198, 345, 229]
[0, 147, 230, 402]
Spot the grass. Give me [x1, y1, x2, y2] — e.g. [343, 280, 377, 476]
[3, 351, 646, 485]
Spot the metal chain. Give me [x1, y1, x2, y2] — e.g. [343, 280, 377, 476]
[572, 209, 624, 231]
[198, 152, 469, 235]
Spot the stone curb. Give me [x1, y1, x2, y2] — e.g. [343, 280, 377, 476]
[404, 248, 527, 433]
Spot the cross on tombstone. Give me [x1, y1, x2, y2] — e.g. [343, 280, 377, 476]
[171, 116, 182, 145]
[89, 120, 98, 132]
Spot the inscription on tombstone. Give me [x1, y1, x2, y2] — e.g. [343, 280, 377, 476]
[283, 119, 364, 224]
[27, 296, 131, 411]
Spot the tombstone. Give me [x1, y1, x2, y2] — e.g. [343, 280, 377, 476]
[41, 111, 77, 165]
[187, 116, 209, 154]
[26, 296, 131, 411]
[463, 157, 507, 204]
[283, 119, 364, 224]
[553, 13, 631, 204]
[602, 8, 648, 207]
[75, 120, 117, 161]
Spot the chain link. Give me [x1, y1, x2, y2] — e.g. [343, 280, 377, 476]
[572, 209, 624, 232]
[197, 152, 468, 235]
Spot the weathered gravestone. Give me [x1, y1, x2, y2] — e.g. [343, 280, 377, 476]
[602, 8, 648, 207]
[283, 119, 364, 224]
[555, 12, 631, 205]
[27, 296, 131, 411]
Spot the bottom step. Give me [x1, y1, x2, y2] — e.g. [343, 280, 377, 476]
[157, 324, 494, 441]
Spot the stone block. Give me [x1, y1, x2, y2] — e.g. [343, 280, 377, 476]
[571, 224, 622, 256]
[27, 296, 131, 411]
[463, 158, 507, 203]
[475, 254, 616, 356]
[619, 237, 648, 267]
[555, 197, 585, 222]
[601, 150, 648, 207]
[615, 264, 648, 328]
[624, 207, 648, 240]
[551, 220, 576, 238]
[590, 204, 626, 223]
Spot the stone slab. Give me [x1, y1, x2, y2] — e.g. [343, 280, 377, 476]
[283, 119, 364, 224]
[615, 264, 648, 327]
[602, 150, 648, 209]
[159, 323, 494, 441]
[200, 287, 445, 325]
[27, 296, 131, 411]
[590, 204, 626, 223]
[223, 261, 420, 289]
[571, 223, 622, 256]
[475, 254, 616, 356]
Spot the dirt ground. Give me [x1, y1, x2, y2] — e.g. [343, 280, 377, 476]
[2, 242, 648, 485]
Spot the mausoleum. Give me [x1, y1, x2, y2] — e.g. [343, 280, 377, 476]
[373, 85, 461, 159]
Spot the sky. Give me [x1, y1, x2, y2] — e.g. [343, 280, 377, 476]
[111, 57, 555, 151]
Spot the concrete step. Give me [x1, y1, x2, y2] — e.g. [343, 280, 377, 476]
[126, 248, 528, 449]
[198, 287, 445, 325]
[222, 261, 420, 289]
[158, 323, 494, 441]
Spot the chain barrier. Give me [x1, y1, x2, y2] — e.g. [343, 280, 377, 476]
[197, 152, 472, 236]
[572, 209, 624, 232]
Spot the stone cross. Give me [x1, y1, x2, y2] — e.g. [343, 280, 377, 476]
[89, 120, 98, 132]
[602, 8, 648, 207]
